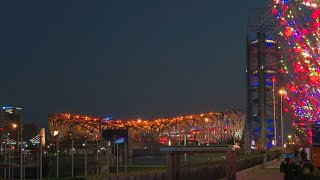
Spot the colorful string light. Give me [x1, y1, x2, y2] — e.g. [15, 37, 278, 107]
[273, 0, 320, 143]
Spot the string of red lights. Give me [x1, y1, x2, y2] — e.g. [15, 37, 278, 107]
[273, 0, 320, 143]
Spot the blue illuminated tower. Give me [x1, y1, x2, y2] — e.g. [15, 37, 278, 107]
[246, 9, 282, 149]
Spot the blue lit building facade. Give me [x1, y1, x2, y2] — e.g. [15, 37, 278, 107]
[246, 33, 282, 149]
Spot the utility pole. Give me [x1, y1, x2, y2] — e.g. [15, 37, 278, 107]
[40, 134, 42, 180]
[96, 140, 99, 174]
[116, 143, 119, 174]
[106, 141, 109, 174]
[56, 135, 59, 178]
[19, 116, 23, 180]
[272, 77, 277, 147]
[5, 135, 7, 179]
[85, 138, 87, 177]
[125, 142, 127, 173]
[71, 138, 74, 177]
[280, 89, 286, 148]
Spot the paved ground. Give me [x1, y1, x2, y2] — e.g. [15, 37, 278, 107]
[238, 168, 283, 180]
[237, 159, 284, 180]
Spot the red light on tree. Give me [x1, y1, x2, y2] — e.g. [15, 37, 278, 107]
[311, 9, 320, 19]
[301, 28, 308, 35]
[272, 8, 277, 15]
[310, 75, 318, 82]
[284, 26, 293, 37]
[290, 86, 297, 92]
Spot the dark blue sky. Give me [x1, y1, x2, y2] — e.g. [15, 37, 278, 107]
[0, 0, 266, 127]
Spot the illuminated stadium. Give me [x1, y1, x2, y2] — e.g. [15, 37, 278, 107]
[48, 109, 245, 150]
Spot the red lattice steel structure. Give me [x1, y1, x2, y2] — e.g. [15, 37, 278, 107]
[48, 109, 245, 149]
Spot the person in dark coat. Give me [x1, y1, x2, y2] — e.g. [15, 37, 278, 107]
[301, 150, 307, 161]
[300, 162, 318, 180]
[281, 158, 298, 180]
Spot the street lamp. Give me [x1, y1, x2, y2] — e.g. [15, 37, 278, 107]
[279, 89, 286, 148]
[287, 134, 293, 149]
[53, 130, 59, 178]
[12, 123, 18, 147]
[53, 130, 59, 137]
[12, 123, 22, 179]
[70, 134, 74, 178]
[205, 118, 210, 145]
[84, 135, 87, 177]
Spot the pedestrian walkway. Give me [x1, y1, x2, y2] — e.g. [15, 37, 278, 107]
[236, 159, 283, 180]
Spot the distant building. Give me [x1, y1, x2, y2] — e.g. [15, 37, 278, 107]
[23, 123, 39, 142]
[0, 106, 22, 146]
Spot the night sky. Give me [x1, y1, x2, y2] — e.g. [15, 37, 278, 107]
[0, 0, 266, 127]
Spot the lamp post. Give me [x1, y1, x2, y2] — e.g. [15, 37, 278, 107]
[84, 136, 87, 177]
[97, 118, 103, 175]
[12, 123, 22, 180]
[53, 130, 59, 178]
[107, 141, 110, 174]
[12, 123, 18, 179]
[8, 139, 11, 179]
[125, 142, 127, 173]
[272, 77, 277, 147]
[40, 130, 43, 180]
[279, 89, 286, 148]
[96, 137, 99, 174]
[12, 124, 18, 147]
[71, 135, 74, 178]
[205, 118, 210, 145]
[20, 126, 23, 180]
[288, 134, 292, 148]
[4, 133, 7, 179]
[288, 134, 292, 144]
[116, 142, 119, 174]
